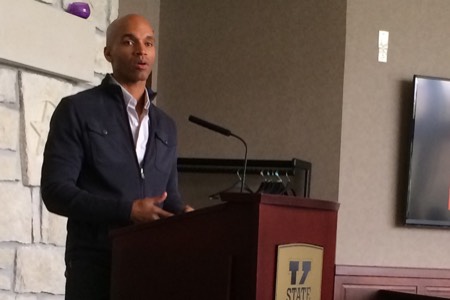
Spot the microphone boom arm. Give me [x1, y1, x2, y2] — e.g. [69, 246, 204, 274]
[188, 115, 248, 193]
[230, 133, 247, 193]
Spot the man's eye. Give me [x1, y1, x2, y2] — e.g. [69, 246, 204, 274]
[145, 42, 154, 47]
[123, 40, 133, 46]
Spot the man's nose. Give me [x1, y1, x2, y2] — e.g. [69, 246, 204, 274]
[135, 42, 147, 55]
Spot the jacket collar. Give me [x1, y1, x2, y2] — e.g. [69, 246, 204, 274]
[101, 74, 157, 102]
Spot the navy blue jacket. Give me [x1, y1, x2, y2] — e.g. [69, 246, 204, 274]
[41, 75, 184, 264]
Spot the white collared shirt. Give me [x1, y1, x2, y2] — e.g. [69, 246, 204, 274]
[112, 78, 150, 167]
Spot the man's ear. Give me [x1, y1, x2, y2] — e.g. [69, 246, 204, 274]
[104, 47, 112, 62]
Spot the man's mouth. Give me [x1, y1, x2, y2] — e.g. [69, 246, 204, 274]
[136, 61, 148, 70]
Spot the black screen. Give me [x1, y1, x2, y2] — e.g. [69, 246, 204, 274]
[406, 75, 450, 226]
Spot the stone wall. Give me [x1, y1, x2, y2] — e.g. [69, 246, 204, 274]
[0, 0, 117, 298]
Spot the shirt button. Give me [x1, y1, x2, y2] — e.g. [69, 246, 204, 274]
[102, 129, 108, 135]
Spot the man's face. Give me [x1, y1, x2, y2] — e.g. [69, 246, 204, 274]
[104, 16, 156, 85]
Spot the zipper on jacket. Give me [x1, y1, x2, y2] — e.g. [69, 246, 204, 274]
[116, 89, 147, 199]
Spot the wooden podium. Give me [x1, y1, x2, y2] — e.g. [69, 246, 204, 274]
[110, 193, 339, 300]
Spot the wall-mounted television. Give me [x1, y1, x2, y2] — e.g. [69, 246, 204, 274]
[406, 75, 450, 227]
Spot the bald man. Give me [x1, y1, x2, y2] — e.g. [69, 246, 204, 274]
[41, 14, 191, 299]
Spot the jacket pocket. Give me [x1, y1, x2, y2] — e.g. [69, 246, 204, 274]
[154, 130, 176, 173]
[87, 122, 126, 166]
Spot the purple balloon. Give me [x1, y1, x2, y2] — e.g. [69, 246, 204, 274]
[66, 2, 91, 19]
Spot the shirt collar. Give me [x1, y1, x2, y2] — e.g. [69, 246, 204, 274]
[109, 75, 151, 110]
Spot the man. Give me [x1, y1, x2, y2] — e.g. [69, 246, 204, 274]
[41, 14, 191, 299]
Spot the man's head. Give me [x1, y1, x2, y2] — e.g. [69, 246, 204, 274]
[104, 14, 155, 86]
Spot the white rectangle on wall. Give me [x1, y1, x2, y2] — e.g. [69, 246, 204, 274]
[378, 30, 389, 63]
[0, 0, 95, 82]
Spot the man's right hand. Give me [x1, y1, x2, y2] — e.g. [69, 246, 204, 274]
[130, 192, 174, 224]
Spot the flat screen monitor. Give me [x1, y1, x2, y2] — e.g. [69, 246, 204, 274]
[406, 75, 450, 227]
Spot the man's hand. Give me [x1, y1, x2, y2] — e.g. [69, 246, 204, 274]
[130, 192, 174, 224]
[183, 204, 194, 212]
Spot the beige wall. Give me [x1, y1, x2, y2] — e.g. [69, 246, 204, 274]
[338, 0, 450, 268]
[119, 0, 450, 269]
[156, 0, 346, 202]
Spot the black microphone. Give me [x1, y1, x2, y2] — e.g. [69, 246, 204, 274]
[188, 115, 232, 136]
[188, 115, 248, 193]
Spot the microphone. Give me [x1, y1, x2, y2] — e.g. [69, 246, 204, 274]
[188, 115, 232, 136]
[188, 115, 248, 193]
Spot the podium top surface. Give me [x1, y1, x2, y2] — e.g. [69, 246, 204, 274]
[220, 193, 339, 211]
[110, 194, 339, 239]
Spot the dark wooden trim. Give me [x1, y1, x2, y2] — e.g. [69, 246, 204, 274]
[378, 290, 448, 300]
[336, 265, 450, 280]
[334, 265, 450, 300]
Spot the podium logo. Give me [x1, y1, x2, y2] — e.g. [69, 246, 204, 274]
[275, 244, 323, 300]
[289, 260, 311, 285]
[287, 260, 312, 300]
